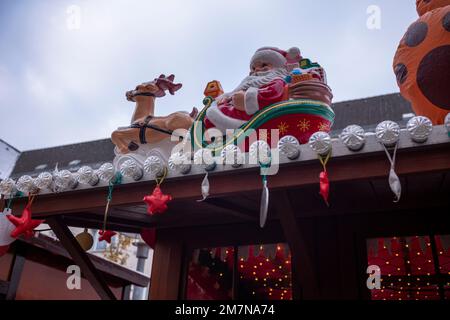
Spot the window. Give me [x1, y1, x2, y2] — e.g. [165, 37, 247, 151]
[186, 243, 292, 300]
[367, 234, 450, 300]
[91, 230, 107, 251]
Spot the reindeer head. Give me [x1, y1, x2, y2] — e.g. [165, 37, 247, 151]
[126, 81, 159, 102]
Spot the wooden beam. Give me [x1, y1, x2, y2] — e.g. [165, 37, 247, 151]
[6, 242, 27, 300]
[149, 229, 184, 300]
[61, 214, 142, 233]
[16, 141, 450, 217]
[18, 235, 149, 287]
[203, 198, 258, 221]
[46, 216, 117, 300]
[274, 191, 320, 299]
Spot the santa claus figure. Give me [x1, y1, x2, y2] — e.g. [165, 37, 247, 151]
[203, 47, 301, 132]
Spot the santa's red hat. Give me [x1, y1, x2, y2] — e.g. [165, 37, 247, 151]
[250, 46, 301, 68]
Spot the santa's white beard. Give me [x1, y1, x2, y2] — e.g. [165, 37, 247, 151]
[217, 67, 289, 100]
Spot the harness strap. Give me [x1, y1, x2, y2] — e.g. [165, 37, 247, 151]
[129, 115, 176, 145]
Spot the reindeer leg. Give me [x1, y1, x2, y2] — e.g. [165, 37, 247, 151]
[111, 128, 140, 154]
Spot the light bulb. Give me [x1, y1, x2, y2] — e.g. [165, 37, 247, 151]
[278, 135, 300, 160]
[375, 121, 400, 146]
[168, 151, 191, 174]
[77, 166, 99, 186]
[120, 159, 143, 181]
[249, 140, 271, 165]
[143, 156, 165, 177]
[194, 148, 216, 171]
[221, 145, 243, 167]
[97, 163, 115, 182]
[34, 171, 53, 190]
[308, 131, 331, 156]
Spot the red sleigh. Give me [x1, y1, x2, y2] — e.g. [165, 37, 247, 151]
[190, 59, 335, 152]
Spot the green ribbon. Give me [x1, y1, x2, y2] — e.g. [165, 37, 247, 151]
[107, 172, 122, 201]
[5, 191, 24, 210]
[102, 172, 122, 231]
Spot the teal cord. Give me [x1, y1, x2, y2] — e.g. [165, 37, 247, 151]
[260, 162, 271, 184]
[102, 172, 122, 231]
[5, 191, 24, 210]
[107, 172, 122, 201]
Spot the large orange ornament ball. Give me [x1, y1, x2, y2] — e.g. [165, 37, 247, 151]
[416, 0, 450, 16]
[393, 1, 450, 124]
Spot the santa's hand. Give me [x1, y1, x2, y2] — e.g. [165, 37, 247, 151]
[232, 91, 245, 111]
[217, 94, 232, 105]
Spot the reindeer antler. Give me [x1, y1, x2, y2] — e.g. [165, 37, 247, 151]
[154, 74, 182, 97]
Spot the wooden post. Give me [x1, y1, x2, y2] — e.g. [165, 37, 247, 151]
[47, 216, 117, 300]
[274, 191, 320, 299]
[149, 229, 184, 300]
[6, 242, 27, 300]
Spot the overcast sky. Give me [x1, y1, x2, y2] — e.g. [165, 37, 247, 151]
[0, 0, 417, 151]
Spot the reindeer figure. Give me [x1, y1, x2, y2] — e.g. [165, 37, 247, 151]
[111, 74, 197, 154]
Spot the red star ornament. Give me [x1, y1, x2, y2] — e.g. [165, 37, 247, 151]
[7, 204, 44, 239]
[143, 185, 172, 215]
[98, 230, 116, 243]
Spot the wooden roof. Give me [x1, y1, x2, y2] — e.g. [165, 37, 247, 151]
[7, 125, 449, 233]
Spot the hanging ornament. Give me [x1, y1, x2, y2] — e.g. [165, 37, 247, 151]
[120, 159, 143, 181]
[143, 169, 172, 215]
[376, 121, 402, 202]
[0, 208, 15, 257]
[249, 140, 271, 228]
[97, 162, 116, 182]
[143, 185, 172, 214]
[198, 173, 210, 202]
[77, 166, 99, 186]
[7, 195, 44, 239]
[34, 171, 53, 190]
[98, 230, 116, 243]
[98, 172, 121, 243]
[406, 116, 433, 143]
[445, 113, 450, 137]
[260, 177, 269, 228]
[339, 125, 366, 151]
[144, 156, 165, 178]
[168, 151, 191, 174]
[194, 149, 216, 201]
[277, 135, 301, 160]
[309, 132, 332, 206]
[16, 175, 37, 194]
[54, 169, 78, 191]
[75, 228, 94, 251]
[221, 145, 243, 167]
[0, 178, 16, 197]
[318, 153, 331, 206]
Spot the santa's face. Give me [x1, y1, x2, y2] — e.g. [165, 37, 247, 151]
[250, 61, 273, 75]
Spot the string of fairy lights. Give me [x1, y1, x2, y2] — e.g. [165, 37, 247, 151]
[369, 235, 450, 300]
